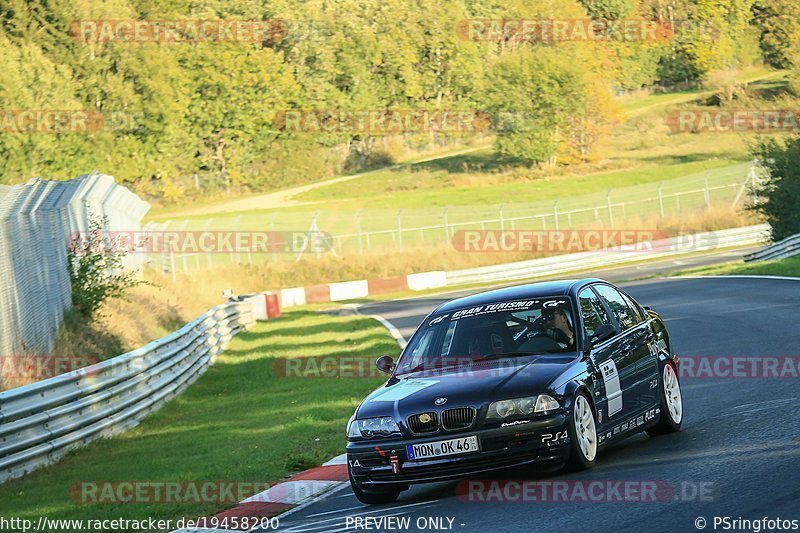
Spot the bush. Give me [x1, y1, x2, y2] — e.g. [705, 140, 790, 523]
[67, 217, 146, 320]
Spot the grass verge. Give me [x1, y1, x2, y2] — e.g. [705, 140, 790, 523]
[0, 309, 396, 526]
[672, 256, 800, 278]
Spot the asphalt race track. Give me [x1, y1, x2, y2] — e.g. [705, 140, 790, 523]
[266, 275, 800, 533]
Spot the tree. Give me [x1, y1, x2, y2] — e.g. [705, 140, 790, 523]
[751, 0, 800, 69]
[482, 46, 618, 166]
[749, 136, 800, 242]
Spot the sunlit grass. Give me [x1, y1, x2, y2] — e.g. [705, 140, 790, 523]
[0, 310, 396, 526]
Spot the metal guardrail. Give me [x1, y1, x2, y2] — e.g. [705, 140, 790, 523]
[445, 224, 769, 286]
[744, 232, 800, 262]
[0, 300, 255, 484]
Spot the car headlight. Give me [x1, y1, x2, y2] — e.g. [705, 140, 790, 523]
[487, 395, 561, 419]
[347, 417, 400, 439]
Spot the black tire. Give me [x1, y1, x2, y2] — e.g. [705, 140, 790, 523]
[562, 390, 598, 472]
[646, 360, 683, 436]
[349, 472, 402, 505]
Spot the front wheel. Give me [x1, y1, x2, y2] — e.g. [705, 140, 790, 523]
[349, 472, 402, 505]
[563, 391, 598, 472]
[646, 360, 683, 436]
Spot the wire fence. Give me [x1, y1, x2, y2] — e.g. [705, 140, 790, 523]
[145, 161, 761, 272]
[0, 172, 149, 358]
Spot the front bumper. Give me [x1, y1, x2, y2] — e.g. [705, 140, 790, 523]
[347, 415, 570, 486]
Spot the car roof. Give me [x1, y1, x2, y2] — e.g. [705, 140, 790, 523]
[434, 278, 605, 314]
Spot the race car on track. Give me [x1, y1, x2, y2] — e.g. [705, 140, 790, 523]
[346, 278, 683, 504]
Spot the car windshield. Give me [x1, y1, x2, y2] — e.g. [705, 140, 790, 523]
[395, 296, 576, 376]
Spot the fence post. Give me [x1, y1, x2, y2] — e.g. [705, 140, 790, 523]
[397, 209, 404, 250]
[356, 210, 363, 254]
[269, 213, 277, 262]
[177, 220, 189, 272]
[202, 218, 213, 269]
[161, 220, 171, 274]
[169, 249, 177, 282]
[658, 181, 664, 218]
[704, 172, 710, 208]
[499, 204, 505, 233]
[442, 207, 449, 246]
[552, 200, 559, 232]
[233, 216, 241, 264]
[732, 163, 755, 208]
[606, 190, 614, 229]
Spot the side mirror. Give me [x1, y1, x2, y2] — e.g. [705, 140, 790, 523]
[375, 355, 395, 374]
[589, 324, 616, 347]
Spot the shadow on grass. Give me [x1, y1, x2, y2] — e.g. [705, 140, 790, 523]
[398, 151, 528, 175]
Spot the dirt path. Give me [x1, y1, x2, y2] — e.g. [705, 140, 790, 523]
[158, 144, 487, 218]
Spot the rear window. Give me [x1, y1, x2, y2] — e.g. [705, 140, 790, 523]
[396, 297, 576, 375]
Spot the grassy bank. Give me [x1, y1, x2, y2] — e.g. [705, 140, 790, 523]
[0, 310, 396, 527]
[673, 256, 800, 278]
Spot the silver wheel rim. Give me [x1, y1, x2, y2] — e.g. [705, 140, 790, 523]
[574, 395, 597, 461]
[664, 364, 683, 424]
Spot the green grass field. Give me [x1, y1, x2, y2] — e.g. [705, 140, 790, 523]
[141, 69, 795, 268]
[0, 310, 396, 526]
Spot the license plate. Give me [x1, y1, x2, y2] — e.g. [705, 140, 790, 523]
[406, 436, 479, 460]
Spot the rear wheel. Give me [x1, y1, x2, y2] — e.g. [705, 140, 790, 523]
[563, 391, 597, 471]
[646, 361, 683, 436]
[348, 469, 402, 505]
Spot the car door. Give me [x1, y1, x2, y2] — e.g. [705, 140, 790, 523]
[593, 284, 654, 414]
[620, 290, 660, 410]
[578, 287, 628, 423]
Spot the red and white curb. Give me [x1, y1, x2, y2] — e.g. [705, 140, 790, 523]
[172, 454, 349, 532]
[278, 271, 447, 307]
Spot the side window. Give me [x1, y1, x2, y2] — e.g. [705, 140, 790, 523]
[402, 328, 435, 371]
[578, 288, 612, 337]
[594, 285, 637, 331]
[621, 292, 645, 324]
[440, 321, 457, 356]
